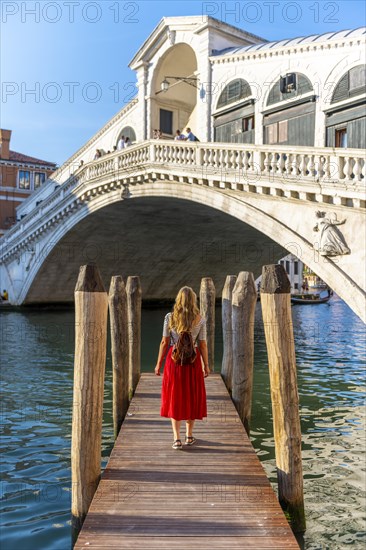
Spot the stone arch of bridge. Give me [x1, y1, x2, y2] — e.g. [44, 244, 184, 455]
[19, 181, 364, 322]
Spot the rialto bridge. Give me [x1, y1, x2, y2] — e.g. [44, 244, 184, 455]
[0, 140, 365, 322]
[1, 16, 365, 321]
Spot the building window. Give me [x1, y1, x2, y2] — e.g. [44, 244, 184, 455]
[19, 170, 30, 189]
[294, 261, 299, 275]
[335, 128, 347, 148]
[217, 79, 252, 109]
[242, 115, 254, 132]
[117, 126, 136, 144]
[294, 283, 299, 290]
[332, 65, 366, 102]
[285, 261, 290, 274]
[34, 172, 46, 189]
[159, 109, 173, 135]
[267, 73, 313, 106]
[349, 65, 366, 92]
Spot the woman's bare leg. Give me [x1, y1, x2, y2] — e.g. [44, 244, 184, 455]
[171, 419, 181, 441]
[186, 419, 195, 438]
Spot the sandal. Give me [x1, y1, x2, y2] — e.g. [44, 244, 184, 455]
[172, 439, 182, 450]
[185, 436, 196, 446]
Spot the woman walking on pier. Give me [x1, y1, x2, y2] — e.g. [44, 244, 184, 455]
[155, 287, 209, 450]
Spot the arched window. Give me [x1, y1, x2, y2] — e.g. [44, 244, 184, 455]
[214, 79, 254, 144]
[263, 73, 315, 147]
[217, 79, 252, 109]
[331, 65, 366, 103]
[267, 73, 313, 106]
[117, 126, 136, 144]
[325, 65, 366, 150]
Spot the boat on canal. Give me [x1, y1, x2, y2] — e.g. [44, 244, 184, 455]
[291, 289, 333, 305]
[0, 300, 13, 310]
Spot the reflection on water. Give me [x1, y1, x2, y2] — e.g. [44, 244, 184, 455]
[1, 295, 365, 549]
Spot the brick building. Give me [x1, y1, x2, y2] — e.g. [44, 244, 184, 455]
[0, 129, 57, 236]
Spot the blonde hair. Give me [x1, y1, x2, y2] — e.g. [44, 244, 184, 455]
[169, 286, 200, 333]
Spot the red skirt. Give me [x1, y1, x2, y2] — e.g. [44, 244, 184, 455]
[160, 347, 207, 420]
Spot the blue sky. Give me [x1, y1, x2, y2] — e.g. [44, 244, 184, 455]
[1, 0, 365, 165]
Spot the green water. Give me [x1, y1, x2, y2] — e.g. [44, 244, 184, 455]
[1, 295, 365, 549]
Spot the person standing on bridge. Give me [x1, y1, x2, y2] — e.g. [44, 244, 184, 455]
[185, 127, 199, 142]
[117, 135, 125, 150]
[174, 129, 186, 141]
[155, 286, 209, 450]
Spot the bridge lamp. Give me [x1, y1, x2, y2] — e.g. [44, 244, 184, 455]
[159, 76, 199, 94]
[161, 78, 170, 93]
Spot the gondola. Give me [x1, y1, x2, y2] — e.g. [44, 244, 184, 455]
[291, 291, 332, 305]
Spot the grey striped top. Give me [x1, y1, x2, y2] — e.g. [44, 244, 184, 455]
[162, 312, 207, 345]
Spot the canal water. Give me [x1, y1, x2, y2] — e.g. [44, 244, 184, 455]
[1, 295, 365, 549]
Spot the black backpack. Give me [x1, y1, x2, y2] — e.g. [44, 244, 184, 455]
[171, 331, 197, 365]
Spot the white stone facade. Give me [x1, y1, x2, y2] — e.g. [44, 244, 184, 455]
[16, 17, 365, 219]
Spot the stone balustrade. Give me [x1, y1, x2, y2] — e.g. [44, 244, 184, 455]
[148, 141, 365, 184]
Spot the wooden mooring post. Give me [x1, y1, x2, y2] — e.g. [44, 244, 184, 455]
[71, 265, 108, 545]
[200, 277, 215, 371]
[260, 264, 306, 533]
[231, 271, 257, 435]
[108, 276, 129, 439]
[126, 276, 142, 398]
[221, 275, 237, 392]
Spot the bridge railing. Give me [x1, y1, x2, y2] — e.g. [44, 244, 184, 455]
[149, 140, 365, 184]
[1, 140, 365, 256]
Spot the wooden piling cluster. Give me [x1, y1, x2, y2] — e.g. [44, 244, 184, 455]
[220, 265, 305, 533]
[71, 265, 141, 544]
[71, 265, 305, 544]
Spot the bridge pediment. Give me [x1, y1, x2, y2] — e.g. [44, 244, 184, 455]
[129, 15, 265, 70]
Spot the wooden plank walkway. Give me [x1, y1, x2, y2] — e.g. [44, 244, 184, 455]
[74, 373, 299, 549]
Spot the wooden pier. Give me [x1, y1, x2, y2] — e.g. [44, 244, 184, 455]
[74, 373, 299, 549]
